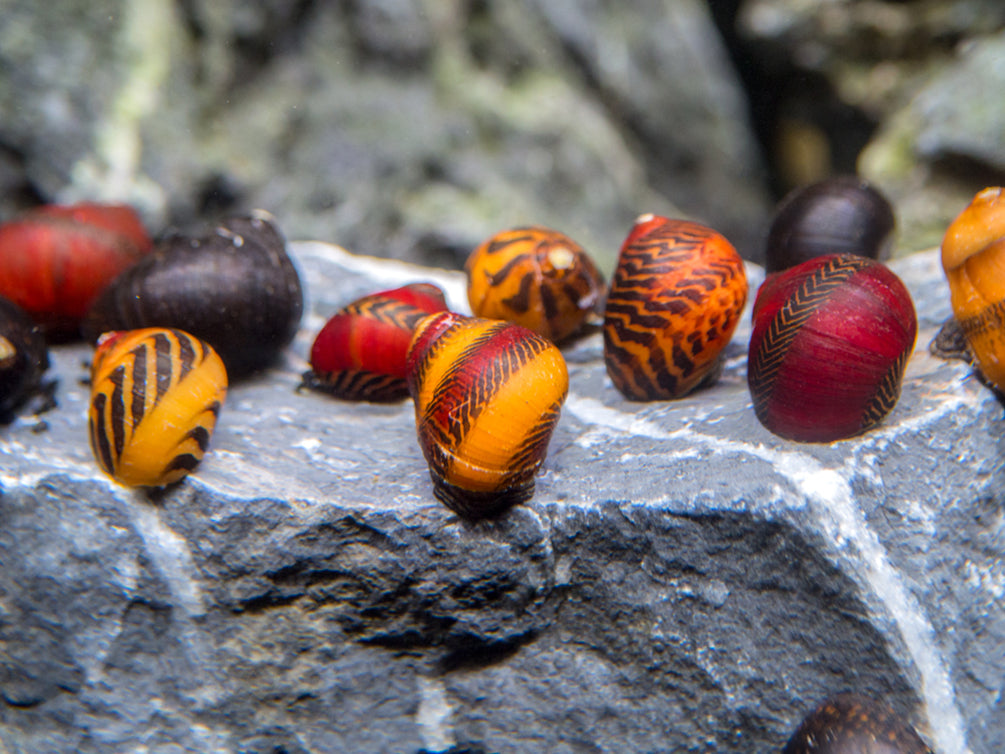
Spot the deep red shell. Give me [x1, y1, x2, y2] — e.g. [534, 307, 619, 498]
[307, 283, 448, 401]
[0, 202, 152, 337]
[747, 254, 917, 442]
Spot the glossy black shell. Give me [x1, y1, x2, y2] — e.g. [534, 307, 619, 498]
[765, 176, 896, 274]
[0, 295, 49, 420]
[83, 212, 303, 377]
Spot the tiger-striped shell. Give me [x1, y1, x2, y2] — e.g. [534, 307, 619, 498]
[747, 254, 917, 443]
[465, 226, 605, 342]
[603, 214, 748, 400]
[940, 186, 1005, 392]
[405, 311, 569, 518]
[784, 694, 933, 754]
[304, 283, 448, 401]
[89, 327, 228, 487]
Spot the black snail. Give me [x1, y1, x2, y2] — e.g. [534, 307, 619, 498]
[783, 694, 933, 754]
[0, 295, 49, 421]
[765, 176, 896, 274]
[83, 211, 303, 377]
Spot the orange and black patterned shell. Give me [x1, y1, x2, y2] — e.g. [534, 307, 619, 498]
[603, 214, 748, 400]
[89, 327, 227, 487]
[940, 186, 1005, 392]
[784, 694, 933, 754]
[465, 226, 605, 343]
[405, 311, 569, 518]
[748, 254, 917, 443]
[305, 283, 448, 401]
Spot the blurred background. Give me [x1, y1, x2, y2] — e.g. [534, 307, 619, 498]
[1, 0, 1003, 273]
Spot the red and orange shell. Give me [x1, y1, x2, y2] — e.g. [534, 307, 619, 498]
[465, 226, 605, 343]
[0, 202, 152, 337]
[603, 214, 748, 400]
[747, 253, 917, 443]
[406, 311, 569, 518]
[939, 186, 1005, 392]
[306, 283, 449, 401]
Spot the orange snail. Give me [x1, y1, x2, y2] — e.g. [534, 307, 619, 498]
[939, 186, 1005, 392]
[603, 214, 748, 400]
[89, 328, 227, 487]
[465, 226, 605, 343]
[405, 311, 568, 519]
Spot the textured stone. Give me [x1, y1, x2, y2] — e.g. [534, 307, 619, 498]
[0, 241, 1002, 753]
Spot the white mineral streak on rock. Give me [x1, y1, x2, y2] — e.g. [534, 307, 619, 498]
[564, 392, 970, 754]
[416, 675, 456, 752]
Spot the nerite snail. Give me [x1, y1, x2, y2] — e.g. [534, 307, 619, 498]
[0, 202, 152, 338]
[84, 211, 303, 377]
[465, 226, 605, 343]
[303, 282, 449, 401]
[939, 186, 1005, 393]
[406, 311, 568, 519]
[0, 295, 49, 421]
[88, 327, 228, 488]
[765, 176, 896, 274]
[747, 254, 917, 442]
[603, 214, 748, 400]
[784, 694, 933, 754]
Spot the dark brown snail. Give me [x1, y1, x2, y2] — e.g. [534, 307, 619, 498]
[747, 254, 917, 443]
[0, 295, 49, 421]
[939, 186, 1005, 393]
[406, 311, 569, 519]
[603, 214, 748, 400]
[783, 694, 933, 753]
[83, 211, 303, 377]
[465, 226, 605, 343]
[765, 176, 895, 274]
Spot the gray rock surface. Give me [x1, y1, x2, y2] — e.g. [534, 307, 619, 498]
[1, 241, 1002, 753]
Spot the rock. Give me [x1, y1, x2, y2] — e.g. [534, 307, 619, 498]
[0, 0, 769, 271]
[0, 241, 1001, 753]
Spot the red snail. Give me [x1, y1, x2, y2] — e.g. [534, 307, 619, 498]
[765, 176, 896, 274]
[406, 311, 569, 519]
[89, 328, 228, 487]
[0, 202, 152, 338]
[303, 282, 449, 401]
[83, 211, 303, 377]
[465, 226, 605, 343]
[747, 254, 917, 443]
[603, 214, 748, 400]
[0, 295, 49, 420]
[783, 694, 933, 754]
[939, 186, 1005, 393]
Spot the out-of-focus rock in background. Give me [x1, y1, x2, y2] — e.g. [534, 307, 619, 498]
[0, 1, 1003, 266]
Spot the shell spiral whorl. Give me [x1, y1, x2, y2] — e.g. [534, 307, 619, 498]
[603, 214, 748, 400]
[406, 311, 569, 519]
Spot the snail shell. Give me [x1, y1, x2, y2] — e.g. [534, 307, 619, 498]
[747, 253, 917, 443]
[765, 176, 896, 274]
[406, 311, 569, 518]
[0, 202, 152, 338]
[940, 186, 1005, 392]
[89, 327, 228, 487]
[83, 211, 303, 377]
[304, 282, 448, 401]
[783, 694, 933, 754]
[465, 226, 605, 342]
[603, 214, 748, 400]
[0, 295, 49, 420]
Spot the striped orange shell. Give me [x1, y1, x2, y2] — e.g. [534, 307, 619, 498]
[603, 214, 748, 400]
[405, 311, 569, 518]
[465, 226, 605, 343]
[940, 186, 1005, 392]
[89, 328, 227, 487]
